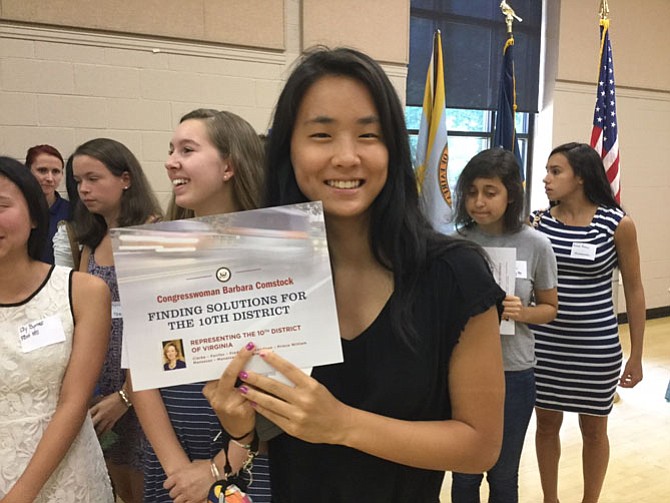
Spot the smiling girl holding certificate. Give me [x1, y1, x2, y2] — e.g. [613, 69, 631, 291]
[203, 47, 507, 502]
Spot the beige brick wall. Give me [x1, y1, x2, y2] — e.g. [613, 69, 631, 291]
[0, 0, 285, 50]
[0, 0, 409, 210]
[540, 0, 670, 312]
[0, 24, 288, 208]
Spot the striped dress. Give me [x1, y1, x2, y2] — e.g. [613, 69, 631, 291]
[530, 206, 624, 416]
[143, 383, 272, 502]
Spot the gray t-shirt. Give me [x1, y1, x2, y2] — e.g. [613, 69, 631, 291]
[458, 225, 557, 370]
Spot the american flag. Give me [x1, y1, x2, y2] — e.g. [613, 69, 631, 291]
[589, 19, 620, 203]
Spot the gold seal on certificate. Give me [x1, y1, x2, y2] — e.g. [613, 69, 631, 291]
[111, 202, 342, 391]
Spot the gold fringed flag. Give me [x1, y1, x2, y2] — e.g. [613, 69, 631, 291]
[415, 30, 452, 233]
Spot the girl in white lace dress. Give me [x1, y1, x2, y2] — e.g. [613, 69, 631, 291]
[0, 157, 113, 503]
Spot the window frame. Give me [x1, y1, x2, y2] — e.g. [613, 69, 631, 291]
[406, 107, 536, 212]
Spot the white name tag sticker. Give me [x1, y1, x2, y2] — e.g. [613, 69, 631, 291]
[570, 242, 597, 261]
[112, 301, 123, 319]
[516, 260, 528, 279]
[19, 315, 66, 353]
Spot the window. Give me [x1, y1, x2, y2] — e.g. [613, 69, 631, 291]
[407, 1, 542, 207]
[406, 107, 533, 195]
[407, 1, 542, 112]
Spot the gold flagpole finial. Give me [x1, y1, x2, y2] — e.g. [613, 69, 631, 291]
[599, 0, 610, 20]
[500, 1, 523, 33]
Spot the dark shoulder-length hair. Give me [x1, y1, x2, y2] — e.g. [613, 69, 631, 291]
[455, 148, 524, 234]
[549, 142, 621, 210]
[265, 46, 477, 344]
[0, 156, 49, 260]
[73, 138, 163, 249]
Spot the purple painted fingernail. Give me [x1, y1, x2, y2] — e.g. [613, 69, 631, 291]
[239, 371, 248, 380]
[245, 342, 255, 351]
[259, 351, 267, 358]
[239, 385, 249, 395]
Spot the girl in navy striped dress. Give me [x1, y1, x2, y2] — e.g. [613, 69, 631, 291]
[530, 143, 645, 503]
[131, 109, 271, 503]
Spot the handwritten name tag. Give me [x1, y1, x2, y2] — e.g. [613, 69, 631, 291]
[570, 242, 597, 261]
[516, 260, 528, 279]
[19, 315, 66, 353]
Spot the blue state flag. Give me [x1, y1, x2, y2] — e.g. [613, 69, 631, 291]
[493, 33, 524, 181]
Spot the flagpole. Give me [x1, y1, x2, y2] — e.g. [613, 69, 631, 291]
[500, 1, 523, 34]
[433, 30, 441, 99]
[599, 0, 610, 20]
[493, 1, 524, 181]
[598, 0, 610, 56]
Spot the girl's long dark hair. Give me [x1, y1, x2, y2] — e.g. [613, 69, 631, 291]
[264, 47, 477, 344]
[549, 142, 622, 210]
[74, 138, 163, 249]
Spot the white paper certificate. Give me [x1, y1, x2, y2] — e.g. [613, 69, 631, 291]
[111, 202, 343, 391]
[483, 246, 516, 336]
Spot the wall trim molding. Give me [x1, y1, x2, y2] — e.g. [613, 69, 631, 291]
[0, 21, 286, 65]
[380, 63, 408, 80]
[555, 80, 670, 102]
[0, 21, 408, 79]
[618, 306, 670, 324]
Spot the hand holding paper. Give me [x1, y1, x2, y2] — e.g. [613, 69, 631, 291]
[483, 246, 517, 335]
[233, 350, 352, 446]
[202, 343, 257, 439]
[502, 294, 524, 322]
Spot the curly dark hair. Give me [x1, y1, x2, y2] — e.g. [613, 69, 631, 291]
[454, 148, 525, 234]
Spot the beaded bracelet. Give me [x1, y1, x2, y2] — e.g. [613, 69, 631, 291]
[118, 389, 132, 408]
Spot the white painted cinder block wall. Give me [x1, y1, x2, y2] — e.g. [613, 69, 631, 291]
[0, 23, 289, 208]
[0, 0, 408, 209]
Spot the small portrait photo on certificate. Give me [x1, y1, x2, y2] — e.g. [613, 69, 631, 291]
[162, 339, 187, 371]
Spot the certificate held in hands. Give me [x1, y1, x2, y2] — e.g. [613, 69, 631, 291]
[111, 202, 343, 391]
